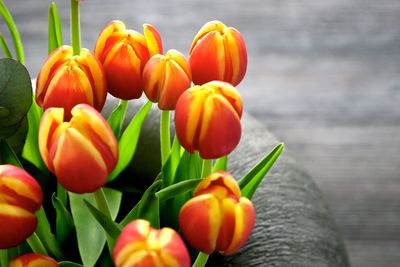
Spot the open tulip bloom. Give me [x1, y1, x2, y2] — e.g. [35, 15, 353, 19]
[0, 1, 284, 267]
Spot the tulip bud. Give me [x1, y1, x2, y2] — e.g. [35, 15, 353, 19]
[189, 20, 247, 86]
[0, 165, 43, 249]
[38, 104, 118, 194]
[113, 219, 190, 267]
[9, 253, 59, 267]
[94, 20, 163, 100]
[36, 45, 107, 120]
[143, 49, 191, 110]
[179, 171, 255, 255]
[174, 81, 242, 159]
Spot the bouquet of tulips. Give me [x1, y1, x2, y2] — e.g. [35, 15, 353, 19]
[0, 1, 284, 266]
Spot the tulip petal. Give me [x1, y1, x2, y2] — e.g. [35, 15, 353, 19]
[224, 28, 247, 86]
[216, 197, 237, 251]
[194, 171, 241, 200]
[143, 23, 163, 56]
[9, 253, 59, 267]
[198, 93, 241, 159]
[103, 42, 143, 99]
[50, 127, 108, 193]
[179, 194, 221, 254]
[221, 197, 255, 255]
[94, 20, 127, 62]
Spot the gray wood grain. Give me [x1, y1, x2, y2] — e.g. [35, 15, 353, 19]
[2, 1, 400, 266]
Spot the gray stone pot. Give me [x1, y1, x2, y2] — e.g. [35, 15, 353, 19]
[102, 97, 350, 267]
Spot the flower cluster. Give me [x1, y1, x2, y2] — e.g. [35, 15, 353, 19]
[0, 1, 283, 266]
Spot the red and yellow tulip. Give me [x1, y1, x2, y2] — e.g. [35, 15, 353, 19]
[0, 165, 43, 249]
[94, 20, 163, 100]
[189, 20, 247, 86]
[142, 49, 191, 110]
[179, 171, 255, 255]
[113, 219, 190, 267]
[38, 104, 118, 194]
[36, 45, 107, 120]
[174, 81, 242, 159]
[9, 253, 59, 267]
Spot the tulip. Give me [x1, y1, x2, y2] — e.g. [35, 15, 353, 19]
[189, 20, 247, 86]
[94, 20, 163, 100]
[142, 49, 191, 110]
[36, 45, 107, 120]
[9, 253, 59, 267]
[179, 171, 255, 255]
[38, 104, 118, 194]
[174, 81, 242, 159]
[0, 165, 43, 249]
[113, 219, 190, 267]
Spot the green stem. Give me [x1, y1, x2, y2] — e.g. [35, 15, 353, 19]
[192, 252, 209, 267]
[0, 249, 8, 267]
[160, 110, 171, 165]
[94, 188, 114, 252]
[201, 159, 213, 178]
[70, 0, 80, 55]
[0, 0, 24, 63]
[57, 183, 67, 207]
[26, 232, 48, 255]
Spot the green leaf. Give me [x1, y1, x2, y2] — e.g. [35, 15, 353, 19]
[0, 0, 24, 63]
[35, 207, 63, 260]
[84, 200, 122, 240]
[121, 179, 162, 227]
[69, 188, 121, 267]
[107, 99, 128, 139]
[22, 99, 46, 172]
[0, 139, 22, 167]
[59, 262, 84, 267]
[108, 101, 152, 181]
[0, 32, 12, 58]
[5, 116, 28, 154]
[52, 194, 74, 244]
[213, 156, 227, 172]
[239, 143, 284, 199]
[156, 178, 202, 202]
[0, 58, 32, 143]
[162, 135, 181, 187]
[47, 1, 63, 54]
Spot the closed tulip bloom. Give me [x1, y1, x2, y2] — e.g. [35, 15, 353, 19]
[113, 219, 190, 267]
[38, 104, 118, 194]
[9, 253, 59, 267]
[143, 49, 191, 110]
[179, 171, 255, 255]
[0, 165, 43, 249]
[189, 20, 247, 86]
[36, 45, 107, 120]
[174, 81, 242, 159]
[95, 20, 163, 100]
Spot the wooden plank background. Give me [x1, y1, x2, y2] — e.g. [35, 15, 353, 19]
[1, 0, 399, 266]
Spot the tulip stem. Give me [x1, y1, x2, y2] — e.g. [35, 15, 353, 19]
[0, 249, 7, 267]
[160, 110, 171, 165]
[0, 0, 24, 63]
[70, 0, 81, 55]
[27, 232, 48, 255]
[201, 159, 213, 178]
[192, 252, 209, 267]
[94, 188, 115, 253]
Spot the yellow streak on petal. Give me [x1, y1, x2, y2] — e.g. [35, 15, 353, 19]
[144, 23, 163, 56]
[94, 20, 126, 59]
[104, 42, 142, 75]
[0, 203, 34, 217]
[121, 250, 148, 267]
[116, 242, 147, 267]
[165, 49, 191, 78]
[185, 87, 209, 148]
[29, 259, 59, 267]
[1, 178, 41, 204]
[190, 20, 226, 53]
[224, 29, 241, 85]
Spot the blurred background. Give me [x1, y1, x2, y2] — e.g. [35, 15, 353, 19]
[1, 0, 399, 266]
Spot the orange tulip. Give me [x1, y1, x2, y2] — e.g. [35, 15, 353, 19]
[38, 104, 118, 194]
[9, 253, 59, 267]
[189, 20, 247, 86]
[174, 81, 242, 159]
[179, 171, 255, 255]
[94, 20, 163, 100]
[0, 165, 43, 249]
[142, 49, 191, 110]
[113, 219, 190, 267]
[36, 45, 107, 120]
